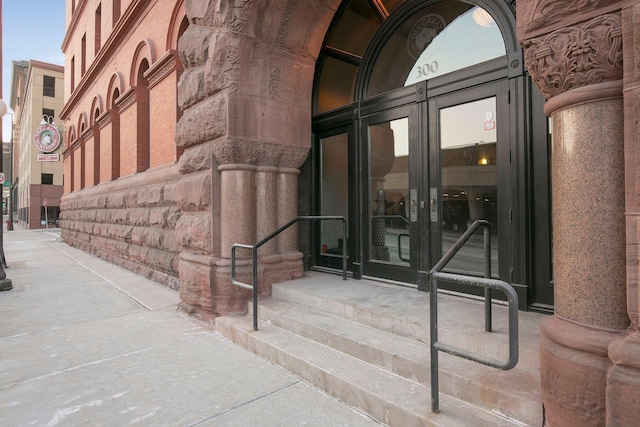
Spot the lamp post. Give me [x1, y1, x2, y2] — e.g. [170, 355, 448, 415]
[0, 98, 12, 291]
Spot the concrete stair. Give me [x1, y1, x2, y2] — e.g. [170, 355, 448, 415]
[216, 272, 545, 426]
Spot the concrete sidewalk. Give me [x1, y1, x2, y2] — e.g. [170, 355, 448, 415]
[0, 227, 381, 426]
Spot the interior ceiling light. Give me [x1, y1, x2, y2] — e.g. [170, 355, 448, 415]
[472, 7, 495, 28]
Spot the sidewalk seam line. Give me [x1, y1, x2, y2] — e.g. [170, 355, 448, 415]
[188, 379, 303, 426]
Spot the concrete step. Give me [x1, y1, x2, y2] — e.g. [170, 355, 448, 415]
[255, 298, 542, 427]
[216, 272, 545, 426]
[216, 315, 526, 427]
[271, 275, 542, 374]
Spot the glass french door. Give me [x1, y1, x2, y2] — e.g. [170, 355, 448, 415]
[362, 105, 420, 283]
[428, 81, 511, 294]
[360, 81, 510, 288]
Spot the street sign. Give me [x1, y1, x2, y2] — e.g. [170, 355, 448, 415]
[0, 173, 4, 184]
[43, 198, 48, 207]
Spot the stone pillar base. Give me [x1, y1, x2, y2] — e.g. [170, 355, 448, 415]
[607, 334, 640, 426]
[540, 315, 623, 426]
[178, 252, 251, 320]
[258, 252, 305, 295]
[179, 251, 304, 319]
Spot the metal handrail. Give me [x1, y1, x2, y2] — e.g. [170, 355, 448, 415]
[429, 219, 519, 413]
[231, 216, 348, 331]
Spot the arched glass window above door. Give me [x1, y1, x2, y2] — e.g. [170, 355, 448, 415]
[314, 0, 507, 113]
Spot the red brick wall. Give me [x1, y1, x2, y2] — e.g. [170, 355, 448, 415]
[64, 153, 72, 194]
[73, 144, 82, 192]
[60, 0, 186, 289]
[149, 72, 178, 167]
[85, 137, 95, 187]
[118, 99, 137, 177]
[99, 121, 112, 183]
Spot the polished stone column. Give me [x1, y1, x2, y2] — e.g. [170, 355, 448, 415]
[518, 5, 630, 425]
[256, 166, 279, 256]
[219, 164, 256, 258]
[277, 167, 300, 254]
[541, 86, 627, 427]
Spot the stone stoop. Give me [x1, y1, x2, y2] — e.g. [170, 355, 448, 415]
[215, 273, 544, 427]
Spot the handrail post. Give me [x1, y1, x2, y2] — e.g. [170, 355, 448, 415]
[342, 217, 347, 281]
[430, 272, 440, 413]
[484, 225, 492, 332]
[252, 245, 258, 331]
[231, 216, 349, 332]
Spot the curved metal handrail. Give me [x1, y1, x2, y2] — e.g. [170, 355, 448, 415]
[231, 216, 348, 331]
[428, 220, 519, 413]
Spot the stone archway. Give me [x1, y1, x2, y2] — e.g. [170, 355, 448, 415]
[174, 0, 342, 319]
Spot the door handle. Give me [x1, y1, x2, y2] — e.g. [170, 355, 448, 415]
[429, 187, 438, 223]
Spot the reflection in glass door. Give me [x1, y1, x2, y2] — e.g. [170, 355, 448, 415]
[439, 97, 498, 276]
[367, 116, 413, 271]
[319, 132, 349, 263]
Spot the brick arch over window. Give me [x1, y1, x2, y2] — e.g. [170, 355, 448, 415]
[77, 112, 88, 135]
[129, 40, 155, 88]
[107, 85, 121, 181]
[90, 96, 103, 125]
[167, 0, 187, 51]
[76, 112, 88, 190]
[88, 96, 103, 186]
[106, 73, 125, 108]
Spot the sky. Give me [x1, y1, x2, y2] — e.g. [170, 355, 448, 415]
[2, 0, 66, 142]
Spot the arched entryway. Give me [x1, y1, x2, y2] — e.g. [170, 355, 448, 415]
[304, 0, 552, 310]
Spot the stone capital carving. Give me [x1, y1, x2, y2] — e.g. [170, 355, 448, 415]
[522, 13, 623, 100]
[517, 0, 620, 38]
[211, 139, 309, 169]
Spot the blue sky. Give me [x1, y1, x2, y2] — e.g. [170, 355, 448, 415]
[2, 0, 66, 141]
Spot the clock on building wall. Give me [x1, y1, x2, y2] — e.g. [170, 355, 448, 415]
[34, 123, 61, 153]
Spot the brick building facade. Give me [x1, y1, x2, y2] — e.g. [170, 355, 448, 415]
[60, 0, 187, 288]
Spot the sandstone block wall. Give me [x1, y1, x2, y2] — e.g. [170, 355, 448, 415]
[60, 163, 183, 289]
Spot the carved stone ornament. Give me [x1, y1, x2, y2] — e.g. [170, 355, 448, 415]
[229, 0, 254, 33]
[518, 0, 618, 35]
[523, 14, 622, 100]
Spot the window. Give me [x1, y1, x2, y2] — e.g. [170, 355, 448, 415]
[81, 34, 86, 75]
[41, 173, 54, 185]
[95, 5, 102, 54]
[43, 75, 55, 97]
[113, 0, 121, 27]
[71, 56, 75, 91]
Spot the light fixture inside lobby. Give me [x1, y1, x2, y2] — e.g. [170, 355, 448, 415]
[472, 7, 495, 28]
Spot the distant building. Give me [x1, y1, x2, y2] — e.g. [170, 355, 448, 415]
[10, 60, 65, 229]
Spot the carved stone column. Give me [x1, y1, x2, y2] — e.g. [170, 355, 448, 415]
[518, 4, 630, 426]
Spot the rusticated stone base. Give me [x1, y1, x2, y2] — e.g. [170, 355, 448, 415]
[607, 334, 640, 426]
[178, 251, 305, 320]
[60, 164, 182, 290]
[540, 315, 623, 427]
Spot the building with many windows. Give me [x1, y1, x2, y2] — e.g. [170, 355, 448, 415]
[10, 60, 65, 229]
[59, 0, 640, 425]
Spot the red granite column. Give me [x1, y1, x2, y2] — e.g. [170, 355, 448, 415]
[518, 4, 630, 426]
